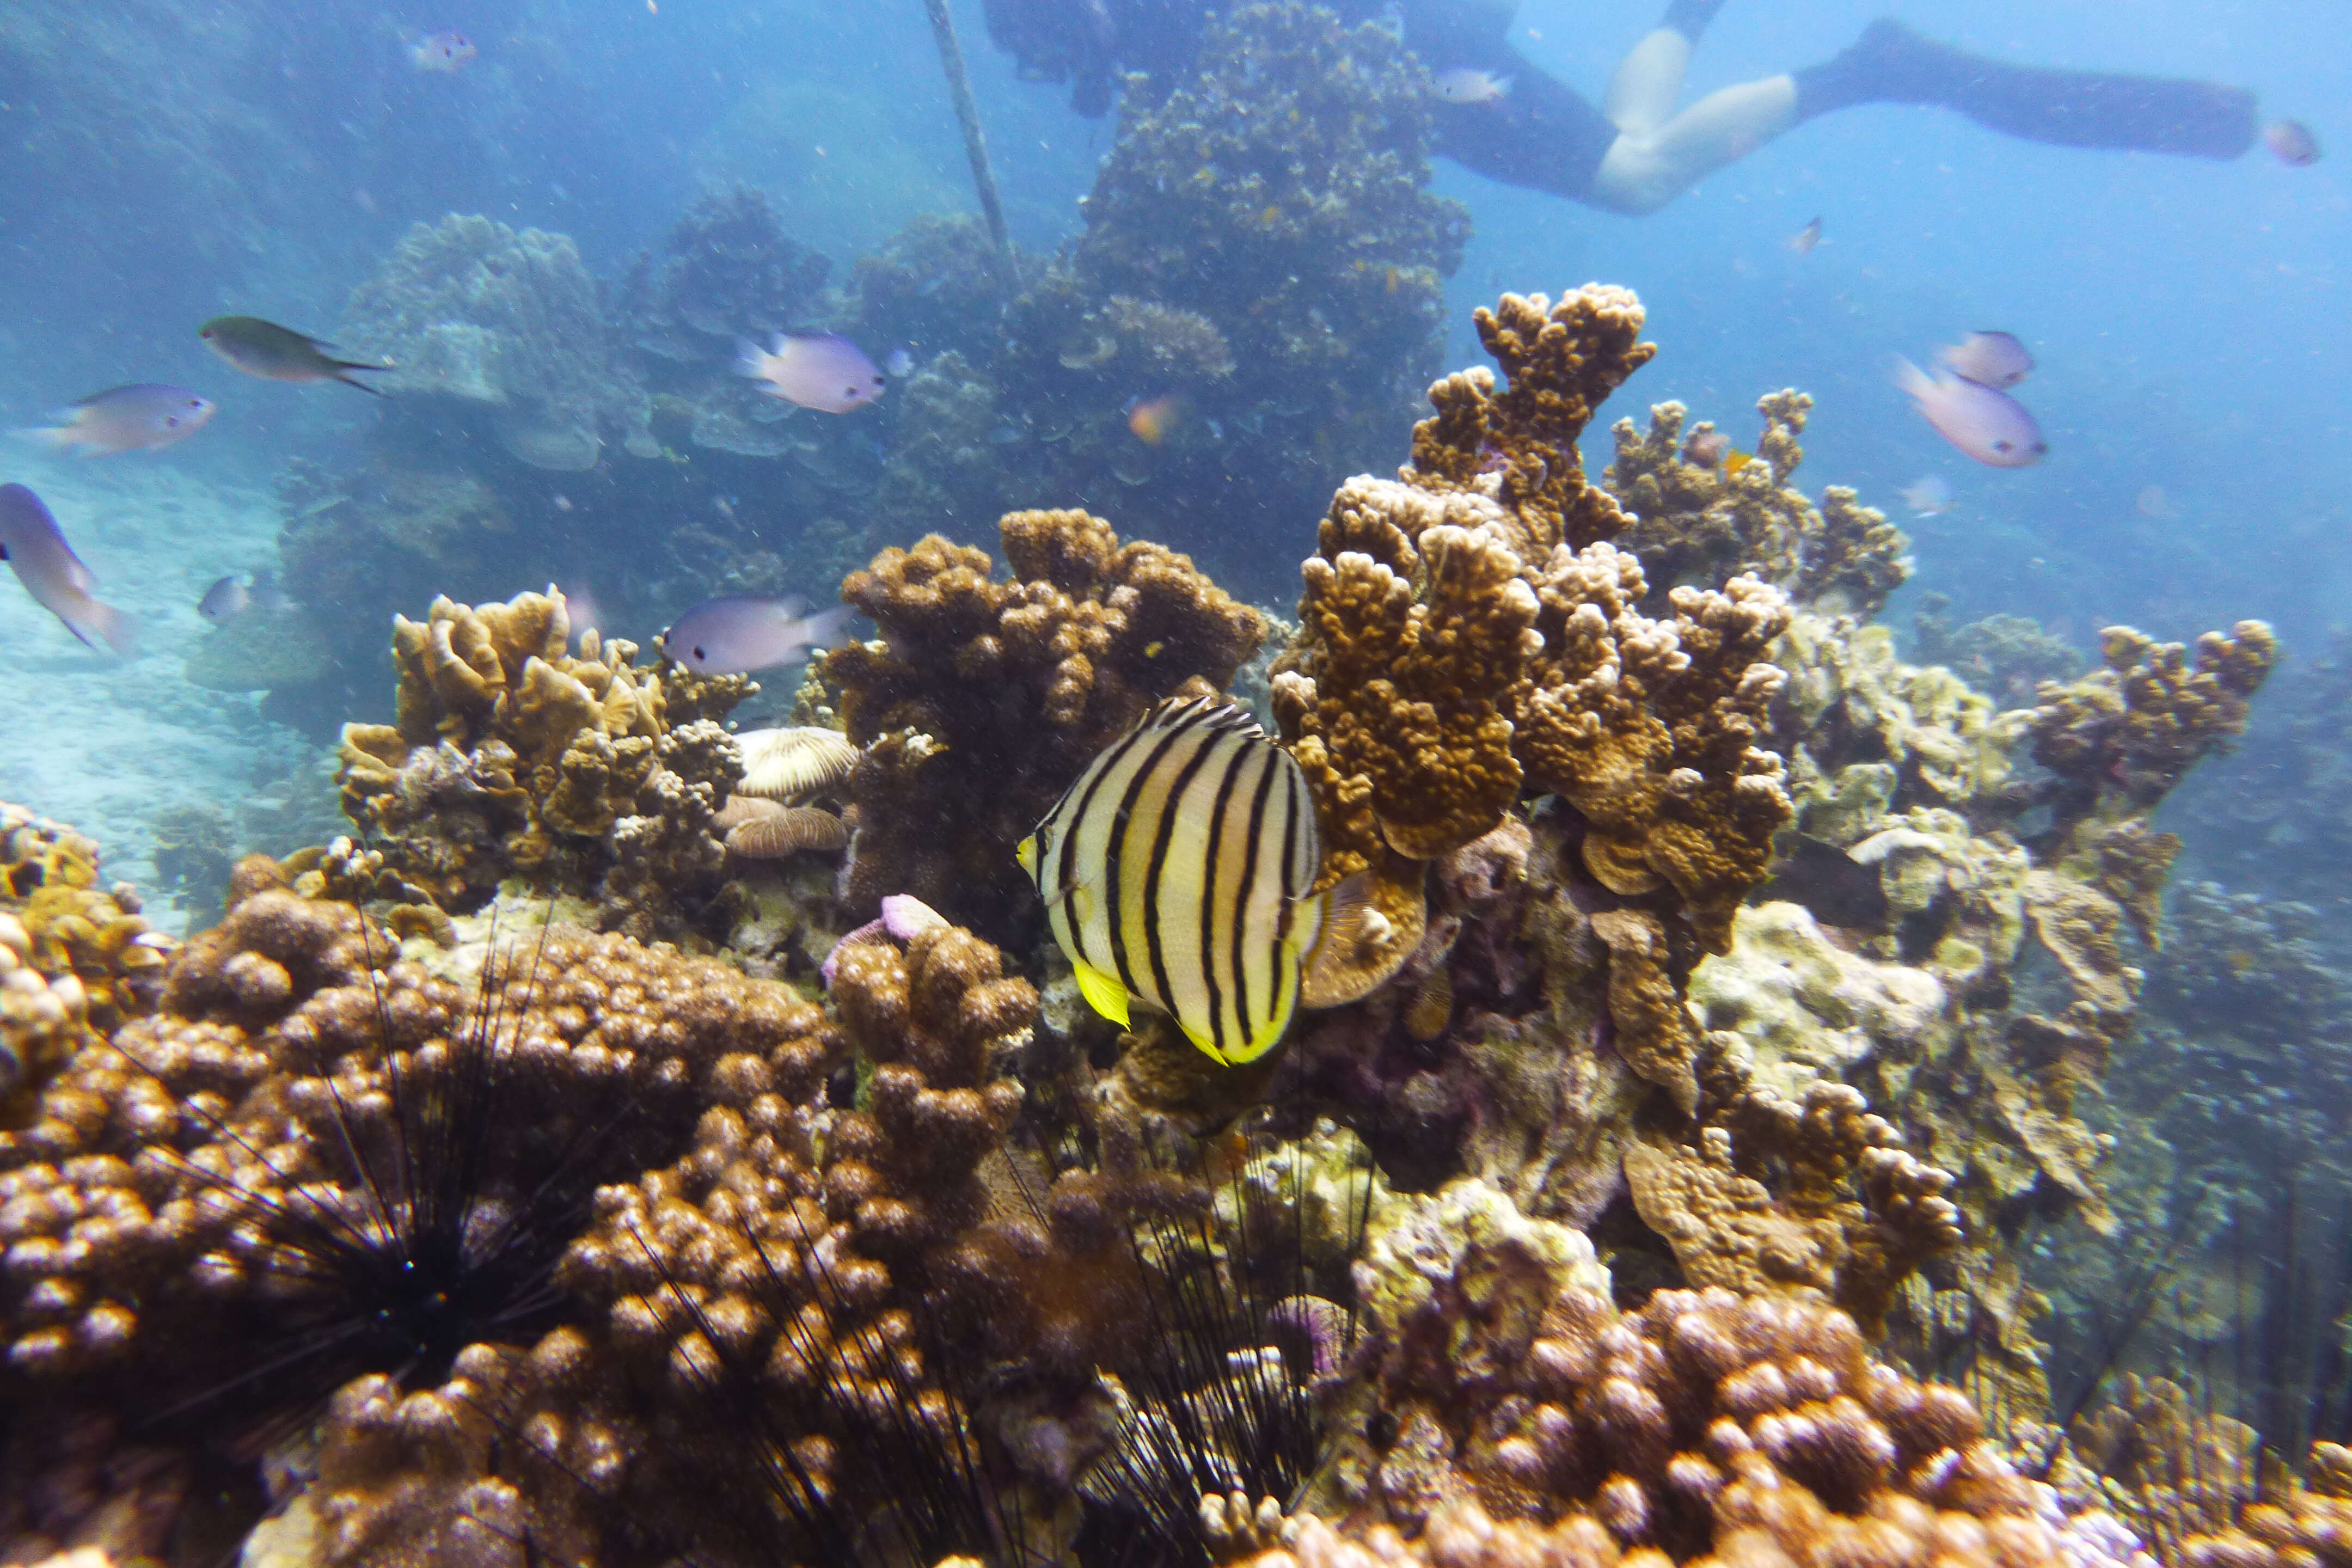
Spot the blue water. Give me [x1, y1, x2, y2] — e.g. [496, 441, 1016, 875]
[0, 0, 2345, 912]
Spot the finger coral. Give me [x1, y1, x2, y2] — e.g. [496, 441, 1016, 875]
[1276, 287, 1792, 1064]
[335, 586, 756, 940]
[1320, 1175, 2084, 1567]
[1606, 392, 1913, 620]
[824, 507, 1264, 935]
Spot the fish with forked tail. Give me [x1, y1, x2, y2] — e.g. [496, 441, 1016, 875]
[658, 595, 856, 675]
[15, 384, 216, 456]
[200, 316, 390, 394]
[0, 483, 137, 656]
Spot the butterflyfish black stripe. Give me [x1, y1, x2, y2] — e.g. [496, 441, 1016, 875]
[1232, 738, 1279, 1047]
[1191, 733, 1253, 1056]
[1105, 722, 1196, 999]
[1272, 749, 1305, 945]
[1142, 725, 1224, 1049]
[1044, 715, 1161, 975]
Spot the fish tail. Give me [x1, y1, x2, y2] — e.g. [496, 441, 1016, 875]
[732, 338, 770, 379]
[11, 425, 74, 450]
[78, 599, 139, 658]
[1890, 357, 1935, 401]
[799, 605, 857, 649]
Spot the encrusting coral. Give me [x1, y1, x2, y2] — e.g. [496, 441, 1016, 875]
[1282, 1177, 2103, 1568]
[822, 507, 1265, 936]
[334, 586, 756, 941]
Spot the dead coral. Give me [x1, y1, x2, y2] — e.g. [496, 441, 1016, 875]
[335, 587, 754, 940]
[824, 509, 1263, 935]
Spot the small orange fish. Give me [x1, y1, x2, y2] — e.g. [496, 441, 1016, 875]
[1722, 449, 1756, 476]
[1128, 394, 1185, 446]
[1384, 266, 1400, 295]
[1259, 205, 1283, 228]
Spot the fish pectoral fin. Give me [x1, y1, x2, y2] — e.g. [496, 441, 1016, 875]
[1071, 960, 1132, 1030]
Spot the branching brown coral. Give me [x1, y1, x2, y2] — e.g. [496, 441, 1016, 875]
[335, 587, 754, 939]
[1408, 289, 1651, 558]
[1605, 394, 1911, 621]
[1322, 1178, 2070, 1567]
[2029, 623, 2277, 817]
[824, 509, 1263, 935]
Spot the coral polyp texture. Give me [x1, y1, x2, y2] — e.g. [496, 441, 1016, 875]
[334, 586, 756, 940]
[823, 506, 1265, 936]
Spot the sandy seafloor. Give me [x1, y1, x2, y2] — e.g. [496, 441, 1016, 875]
[0, 449, 336, 935]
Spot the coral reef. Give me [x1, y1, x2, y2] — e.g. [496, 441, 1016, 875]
[1306, 1180, 2078, 1567]
[0, 268, 2296, 1568]
[996, 1, 1469, 596]
[333, 586, 756, 940]
[341, 212, 648, 470]
[822, 507, 1264, 935]
[1607, 393, 1913, 620]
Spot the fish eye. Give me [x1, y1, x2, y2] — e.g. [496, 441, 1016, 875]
[1993, 440, 2013, 452]
[693, 646, 707, 660]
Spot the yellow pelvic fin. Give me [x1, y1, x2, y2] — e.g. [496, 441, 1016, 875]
[1015, 835, 1038, 875]
[1072, 959, 1132, 1029]
[1177, 1018, 1235, 1068]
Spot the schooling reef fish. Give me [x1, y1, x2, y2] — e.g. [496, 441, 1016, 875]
[2265, 120, 2321, 167]
[199, 571, 286, 623]
[408, 30, 476, 71]
[1432, 68, 1511, 105]
[1017, 696, 1367, 1068]
[1894, 359, 2046, 469]
[1939, 330, 2033, 390]
[15, 384, 216, 456]
[735, 333, 886, 414]
[0, 483, 137, 655]
[659, 595, 855, 676]
[200, 316, 390, 394]
[1898, 475, 1953, 516]
[1787, 216, 1823, 255]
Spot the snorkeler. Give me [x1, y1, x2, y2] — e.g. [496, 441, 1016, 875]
[982, 0, 2271, 213]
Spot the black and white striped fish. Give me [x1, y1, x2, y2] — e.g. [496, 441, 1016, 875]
[1017, 696, 1363, 1067]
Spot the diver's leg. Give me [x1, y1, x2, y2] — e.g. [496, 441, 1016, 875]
[1591, 76, 1798, 212]
[1401, 0, 1624, 204]
[1602, 0, 1729, 132]
[1791, 19, 2257, 158]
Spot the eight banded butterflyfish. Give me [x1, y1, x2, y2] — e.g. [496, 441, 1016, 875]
[1017, 696, 1365, 1067]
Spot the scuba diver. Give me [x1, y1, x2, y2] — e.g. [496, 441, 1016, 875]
[981, 0, 2269, 214]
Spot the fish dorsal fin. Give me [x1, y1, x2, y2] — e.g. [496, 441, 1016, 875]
[1071, 959, 1132, 1030]
[1142, 693, 1266, 743]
